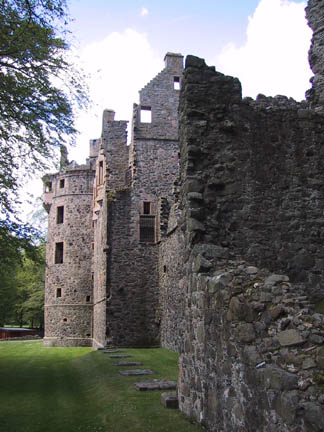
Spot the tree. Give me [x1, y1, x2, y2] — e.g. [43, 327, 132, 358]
[0, 1, 88, 278]
[15, 243, 45, 329]
[0, 0, 88, 219]
[0, 224, 44, 326]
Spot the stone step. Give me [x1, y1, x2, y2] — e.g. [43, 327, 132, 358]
[119, 369, 153, 376]
[113, 362, 142, 366]
[102, 350, 124, 354]
[109, 355, 132, 359]
[161, 392, 179, 409]
[134, 380, 177, 391]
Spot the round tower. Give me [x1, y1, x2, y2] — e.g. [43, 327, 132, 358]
[43, 164, 95, 347]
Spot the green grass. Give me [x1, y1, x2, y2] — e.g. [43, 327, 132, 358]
[0, 341, 203, 432]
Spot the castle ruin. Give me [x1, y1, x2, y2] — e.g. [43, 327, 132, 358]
[43, 2, 324, 430]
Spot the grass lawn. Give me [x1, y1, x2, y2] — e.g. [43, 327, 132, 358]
[0, 341, 203, 432]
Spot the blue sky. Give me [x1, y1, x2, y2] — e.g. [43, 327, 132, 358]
[23, 0, 312, 215]
[62, 0, 311, 163]
[68, 0, 261, 59]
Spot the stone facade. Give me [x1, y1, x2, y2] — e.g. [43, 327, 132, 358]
[43, 164, 95, 347]
[44, 53, 184, 348]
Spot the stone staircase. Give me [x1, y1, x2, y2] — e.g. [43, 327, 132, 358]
[99, 348, 178, 409]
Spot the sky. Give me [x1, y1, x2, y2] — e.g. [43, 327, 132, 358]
[25, 0, 312, 214]
[66, 0, 311, 164]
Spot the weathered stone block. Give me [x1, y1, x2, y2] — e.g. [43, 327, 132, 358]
[276, 329, 305, 347]
[161, 392, 179, 409]
[263, 365, 298, 391]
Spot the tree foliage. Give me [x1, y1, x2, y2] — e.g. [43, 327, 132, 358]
[0, 0, 88, 217]
[0, 242, 45, 328]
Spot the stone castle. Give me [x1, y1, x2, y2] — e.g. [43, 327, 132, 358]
[43, 1, 324, 431]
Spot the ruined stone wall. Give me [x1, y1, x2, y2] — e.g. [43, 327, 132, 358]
[175, 56, 324, 432]
[43, 168, 95, 347]
[306, 0, 324, 109]
[159, 204, 185, 351]
[177, 56, 324, 300]
[92, 115, 129, 348]
[92, 191, 108, 349]
[104, 117, 129, 189]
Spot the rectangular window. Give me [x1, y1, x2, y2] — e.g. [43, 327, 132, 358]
[99, 161, 104, 184]
[140, 106, 152, 123]
[56, 206, 64, 224]
[45, 182, 52, 192]
[59, 179, 65, 188]
[139, 215, 155, 243]
[86, 295, 91, 302]
[143, 202, 151, 215]
[55, 242, 64, 264]
[56, 288, 62, 298]
[174, 76, 180, 90]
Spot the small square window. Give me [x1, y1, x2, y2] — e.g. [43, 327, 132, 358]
[86, 295, 91, 302]
[45, 182, 52, 192]
[99, 161, 104, 184]
[143, 202, 151, 215]
[140, 106, 152, 123]
[174, 76, 180, 90]
[59, 179, 65, 188]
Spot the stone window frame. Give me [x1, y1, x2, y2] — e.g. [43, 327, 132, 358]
[59, 179, 65, 189]
[45, 181, 52, 193]
[140, 106, 152, 123]
[54, 242, 64, 264]
[143, 201, 152, 215]
[56, 206, 64, 224]
[98, 160, 104, 185]
[174, 76, 180, 90]
[139, 215, 156, 244]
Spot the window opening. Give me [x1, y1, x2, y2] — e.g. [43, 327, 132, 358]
[59, 179, 65, 188]
[86, 295, 91, 302]
[56, 206, 64, 224]
[91, 272, 94, 281]
[63, 318, 67, 322]
[163, 265, 167, 273]
[93, 139, 97, 147]
[174, 76, 180, 90]
[56, 288, 62, 297]
[139, 215, 155, 243]
[140, 106, 152, 123]
[99, 161, 104, 184]
[55, 242, 64, 264]
[143, 202, 151, 215]
[45, 182, 52, 192]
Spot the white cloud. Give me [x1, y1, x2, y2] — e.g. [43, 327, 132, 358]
[70, 29, 163, 163]
[217, 0, 312, 100]
[140, 7, 149, 17]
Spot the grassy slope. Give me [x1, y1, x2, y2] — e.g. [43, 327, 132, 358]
[0, 341, 203, 432]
